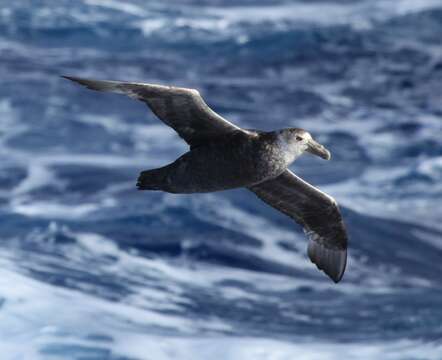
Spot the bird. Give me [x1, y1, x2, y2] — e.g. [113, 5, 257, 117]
[63, 76, 348, 283]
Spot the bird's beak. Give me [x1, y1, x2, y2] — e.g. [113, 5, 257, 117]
[306, 138, 331, 160]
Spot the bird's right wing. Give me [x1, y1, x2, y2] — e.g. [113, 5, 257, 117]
[63, 76, 244, 147]
[248, 170, 348, 283]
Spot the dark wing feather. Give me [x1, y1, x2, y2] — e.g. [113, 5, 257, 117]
[248, 170, 348, 283]
[62, 76, 243, 147]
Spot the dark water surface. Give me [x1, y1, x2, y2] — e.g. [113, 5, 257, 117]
[0, 0, 442, 359]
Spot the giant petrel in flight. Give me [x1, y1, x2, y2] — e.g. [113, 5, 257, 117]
[64, 76, 348, 283]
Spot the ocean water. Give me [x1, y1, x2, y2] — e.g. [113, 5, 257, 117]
[0, 0, 442, 359]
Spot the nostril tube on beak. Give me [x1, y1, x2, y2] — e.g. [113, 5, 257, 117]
[306, 139, 331, 160]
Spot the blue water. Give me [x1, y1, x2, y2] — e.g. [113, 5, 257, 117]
[1, 0, 442, 358]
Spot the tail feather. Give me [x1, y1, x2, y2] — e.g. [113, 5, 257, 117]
[137, 168, 167, 191]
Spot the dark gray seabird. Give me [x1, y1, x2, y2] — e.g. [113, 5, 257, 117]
[63, 76, 348, 283]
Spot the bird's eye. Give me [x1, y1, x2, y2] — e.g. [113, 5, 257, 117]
[296, 136, 303, 141]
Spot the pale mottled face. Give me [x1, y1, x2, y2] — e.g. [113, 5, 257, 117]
[279, 128, 331, 160]
[285, 128, 312, 150]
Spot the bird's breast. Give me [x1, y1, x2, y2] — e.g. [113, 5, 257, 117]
[177, 133, 291, 191]
[252, 141, 290, 180]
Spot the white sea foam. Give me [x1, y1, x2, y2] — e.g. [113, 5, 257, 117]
[12, 163, 58, 195]
[418, 156, 442, 179]
[0, 213, 435, 358]
[112, 337, 442, 360]
[188, 193, 402, 292]
[83, 0, 147, 16]
[0, 99, 27, 149]
[1, 230, 432, 360]
[213, 0, 442, 27]
[77, 113, 185, 154]
[10, 199, 101, 219]
[191, 193, 311, 267]
[1, 267, 440, 360]
[0, 260, 192, 356]
[321, 161, 442, 231]
[392, 0, 442, 15]
[0, 241, 234, 357]
[136, 18, 168, 35]
[210, 3, 359, 27]
[133, 0, 442, 38]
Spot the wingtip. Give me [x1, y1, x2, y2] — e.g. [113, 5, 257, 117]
[307, 240, 347, 283]
[61, 75, 76, 81]
[60, 76, 123, 93]
[61, 75, 84, 84]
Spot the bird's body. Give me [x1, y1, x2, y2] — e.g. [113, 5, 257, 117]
[64, 76, 348, 283]
[139, 130, 300, 193]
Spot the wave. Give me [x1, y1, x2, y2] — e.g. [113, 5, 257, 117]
[1, 0, 442, 358]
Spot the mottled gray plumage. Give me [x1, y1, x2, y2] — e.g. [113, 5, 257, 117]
[63, 76, 348, 283]
[248, 170, 347, 282]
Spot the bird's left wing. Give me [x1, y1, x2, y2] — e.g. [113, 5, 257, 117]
[63, 76, 244, 147]
[248, 170, 348, 283]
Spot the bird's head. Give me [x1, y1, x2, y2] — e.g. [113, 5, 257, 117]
[278, 128, 331, 161]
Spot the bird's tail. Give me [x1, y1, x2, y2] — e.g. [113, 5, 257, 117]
[136, 168, 168, 191]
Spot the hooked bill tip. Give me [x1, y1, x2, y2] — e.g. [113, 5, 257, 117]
[306, 139, 331, 160]
[324, 149, 331, 161]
